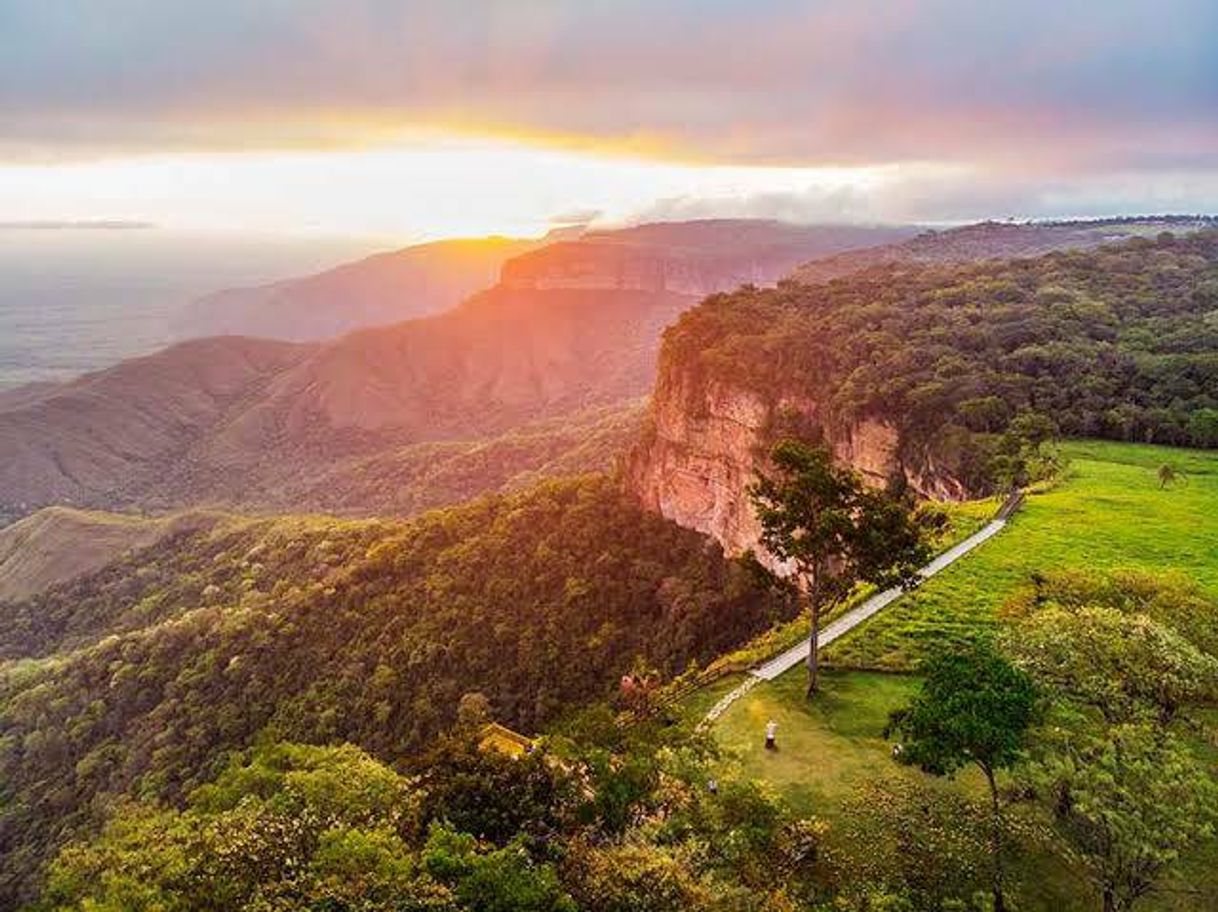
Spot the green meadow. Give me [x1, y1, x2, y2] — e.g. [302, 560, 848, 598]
[687, 440, 1218, 910]
[826, 439, 1218, 669]
[702, 668, 1217, 912]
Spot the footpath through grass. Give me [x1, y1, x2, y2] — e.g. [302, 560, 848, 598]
[826, 439, 1218, 669]
[689, 441, 1218, 910]
[704, 668, 1216, 911]
[707, 668, 926, 814]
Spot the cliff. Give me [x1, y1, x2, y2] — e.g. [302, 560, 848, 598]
[625, 356, 966, 564]
[629, 227, 1218, 562]
[0, 219, 916, 523]
[175, 220, 915, 343]
[502, 220, 915, 295]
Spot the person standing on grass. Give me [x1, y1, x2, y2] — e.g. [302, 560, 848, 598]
[765, 719, 778, 750]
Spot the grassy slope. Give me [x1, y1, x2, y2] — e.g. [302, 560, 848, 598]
[691, 440, 1218, 910]
[706, 669, 1216, 911]
[826, 440, 1218, 669]
[708, 669, 925, 813]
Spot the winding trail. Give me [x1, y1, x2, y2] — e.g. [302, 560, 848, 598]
[701, 493, 1022, 727]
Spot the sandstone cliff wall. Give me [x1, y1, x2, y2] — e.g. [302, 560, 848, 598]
[625, 357, 967, 565]
[500, 241, 806, 297]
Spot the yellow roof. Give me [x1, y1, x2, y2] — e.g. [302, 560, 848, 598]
[478, 722, 535, 759]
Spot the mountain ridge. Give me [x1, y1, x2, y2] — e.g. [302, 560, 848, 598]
[174, 235, 540, 342]
[792, 215, 1218, 285]
[0, 220, 914, 523]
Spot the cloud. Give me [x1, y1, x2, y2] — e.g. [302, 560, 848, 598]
[0, 219, 155, 230]
[547, 208, 603, 226]
[627, 166, 1218, 226]
[2, 0, 1214, 175]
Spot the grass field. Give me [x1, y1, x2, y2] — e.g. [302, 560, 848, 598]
[825, 439, 1218, 669]
[685, 440, 1218, 910]
[702, 668, 1217, 911]
[705, 668, 928, 813]
[703, 669, 1093, 908]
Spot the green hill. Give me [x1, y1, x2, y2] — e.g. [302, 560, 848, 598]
[0, 475, 789, 904]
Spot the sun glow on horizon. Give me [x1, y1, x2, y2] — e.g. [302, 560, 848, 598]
[0, 130, 912, 243]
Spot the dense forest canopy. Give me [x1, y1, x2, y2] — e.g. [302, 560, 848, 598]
[665, 231, 1218, 487]
[0, 476, 789, 904]
[34, 568, 1218, 912]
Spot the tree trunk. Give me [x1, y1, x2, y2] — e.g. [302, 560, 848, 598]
[1102, 888, 1117, 912]
[805, 590, 822, 699]
[982, 764, 1007, 912]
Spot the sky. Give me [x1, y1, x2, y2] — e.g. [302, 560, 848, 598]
[2, 0, 1216, 241]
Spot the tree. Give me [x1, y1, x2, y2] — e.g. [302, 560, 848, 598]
[887, 643, 1038, 912]
[1004, 570, 1218, 910]
[1003, 605, 1218, 725]
[413, 732, 570, 847]
[837, 775, 992, 910]
[1187, 407, 1218, 447]
[1027, 724, 1218, 912]
[456, 692, 493, 730]
[422, 825, 576, 912]
[42, 742, 447, 912]
[992, 412, 1061, 489]
[560, 843, 717, 912]
[749, 439, 931, 697]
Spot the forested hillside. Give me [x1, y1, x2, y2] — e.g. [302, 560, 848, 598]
[791, 216, 1217, 285]
[0, 476, 788, 904]
[662, 230, 1218, 492]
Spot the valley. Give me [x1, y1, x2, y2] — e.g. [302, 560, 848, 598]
[3, 220, 1218, 911]
[0, 220, 910, 523]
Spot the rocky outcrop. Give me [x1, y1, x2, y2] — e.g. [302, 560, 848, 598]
[0, 219, 919, 523]
[625, 357, 967, 564]
[502, 220, 917, 295]
[501, 240, 792, 296]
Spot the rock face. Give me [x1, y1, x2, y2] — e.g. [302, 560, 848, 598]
[503, 220, 917, 296]
[1, 219, 920, 523]
[174, 219, 917, 343]
[626, 356, 967, 564]
[503, 240, 797, 296]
